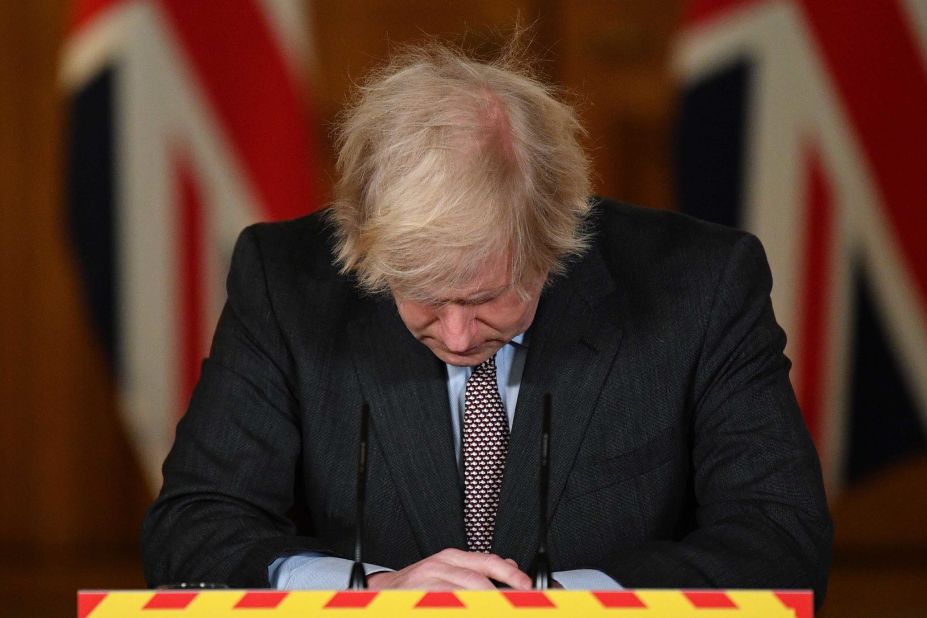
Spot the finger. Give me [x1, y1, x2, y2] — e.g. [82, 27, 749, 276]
[375, 552, 499, 590]
[404, 561, 497, 590]
[439, 551, 532, 590]
[485, 558, 532, 590]
[433, 563, 498, 590]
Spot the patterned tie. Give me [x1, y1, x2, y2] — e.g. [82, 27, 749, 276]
[462, 355, 509, 553]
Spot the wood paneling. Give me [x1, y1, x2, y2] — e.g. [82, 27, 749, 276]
[822, 455, 927, 617]
[555, 0, 682, 208]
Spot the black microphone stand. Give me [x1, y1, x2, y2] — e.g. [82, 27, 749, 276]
[528, 393, 552, 589]
[347, 402, 370, 589]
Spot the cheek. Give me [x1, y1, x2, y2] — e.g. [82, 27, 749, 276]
[514, 304, 538, 332]
[397, 303, 437, 334]
[482, 300, 539, 334]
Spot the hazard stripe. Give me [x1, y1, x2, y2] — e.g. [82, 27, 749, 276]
[415, 592, 466, 608]
[156, 0, 317, 221]
[143, 592, 198, 609]
[683, 590, 737, 608]
[324, 591, 379, 608]
[592, 591, 647, 608]
[77, 592, 108, 618]
[234, 591, 289, 608]
[774, 591, 813, 618]
[501, 591, 556, 608]
[798, 0, 927, 309]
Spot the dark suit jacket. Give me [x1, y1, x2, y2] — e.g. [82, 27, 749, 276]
[142, 198, 832, 601]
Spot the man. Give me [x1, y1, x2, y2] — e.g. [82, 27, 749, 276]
[142, 42, 832, 600]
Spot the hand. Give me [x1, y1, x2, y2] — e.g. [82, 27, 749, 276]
[366, 548, 532, 590]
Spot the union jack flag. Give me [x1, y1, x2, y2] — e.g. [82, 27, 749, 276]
[62, 0, 321, 490]
[675, 0, 927, 490]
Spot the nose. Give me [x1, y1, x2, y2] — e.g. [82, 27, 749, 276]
[439, 303, 478, 353]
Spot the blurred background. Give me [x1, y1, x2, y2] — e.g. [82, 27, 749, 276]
[1, 1, 925, 615]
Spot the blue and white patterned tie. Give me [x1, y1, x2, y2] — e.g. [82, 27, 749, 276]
[462, 355, 509, 553]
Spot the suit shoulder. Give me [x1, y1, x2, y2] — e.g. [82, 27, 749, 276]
[590, 197, 749, 245]
[226, 210, 361, 348]
[238, 209, 341, 280]
[588, 197, 757, 269]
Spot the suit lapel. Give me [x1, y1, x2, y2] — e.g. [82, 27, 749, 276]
[346, 296, 467, 558]
[492, 250, 624, 567]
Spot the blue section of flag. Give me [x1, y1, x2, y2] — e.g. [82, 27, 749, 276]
[675, 60, 751, 230]
[67, 66, 118, 367]
[848, 270, 926, 482]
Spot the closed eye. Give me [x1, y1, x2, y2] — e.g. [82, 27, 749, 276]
[460, 294, 496, 306]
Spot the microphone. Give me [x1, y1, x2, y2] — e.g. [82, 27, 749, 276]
[347, 402, 370, 590]
[528, 393, 552, 589]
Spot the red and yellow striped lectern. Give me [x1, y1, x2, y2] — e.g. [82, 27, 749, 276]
[78, 589, 813, 617]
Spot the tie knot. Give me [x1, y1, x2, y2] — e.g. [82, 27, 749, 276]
[470, 355, 497, 381]
[477, 354, 496, 370]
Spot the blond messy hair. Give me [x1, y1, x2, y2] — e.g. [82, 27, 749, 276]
[325, 37, 592, 300]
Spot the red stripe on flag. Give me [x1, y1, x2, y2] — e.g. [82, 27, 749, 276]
[683, 590, 737, 608]
[592, 591, 647, 608]
[501, 591, 556, 608]
[156, 0, 319, 221]
[774, 591, 814, 618]
[323, 592, 378, 608]
[143, 592, 198, 609]
[414, 592, 465, 608]
[77, 592, 108, 618]
[683, 0, 763, 27]
[798, 0, 927, 309]
[234, 591, 289, 608]
[796, 145, 834, 445]
[175, 156, 205, 416]
[69, 0, 126, 34]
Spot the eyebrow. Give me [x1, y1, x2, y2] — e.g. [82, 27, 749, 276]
[430, 284, 510, 306]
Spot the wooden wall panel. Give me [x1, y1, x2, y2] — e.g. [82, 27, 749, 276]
[555, 0, 681, 209]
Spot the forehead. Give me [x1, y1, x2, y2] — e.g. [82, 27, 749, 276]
[419, 254, 512, 302]
[391, 250, 514, 304]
